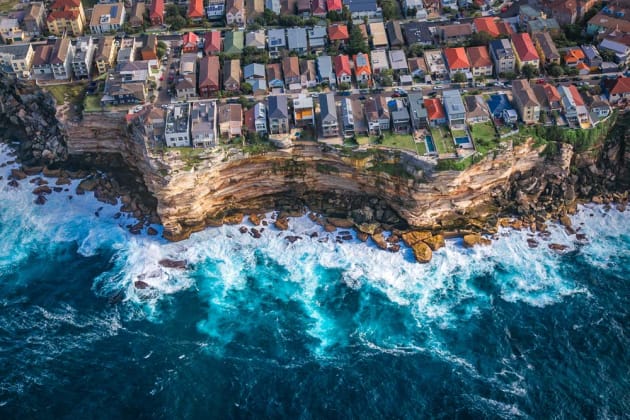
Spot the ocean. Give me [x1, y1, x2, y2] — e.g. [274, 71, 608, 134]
[0, 143, 628, 418]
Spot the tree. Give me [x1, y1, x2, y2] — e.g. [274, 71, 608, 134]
[381, 0, 397, 20]
[452, 71, 466, 84]
[407, 43, 424, 57]
[521, 64, 538, 80]
[502, 71, 517, 80]
[347, 25, 368, 55]
[548, 64, 564, 77]
[599, 49, 615, 63]
[241, 83, 253, 95]
[469, 31, 494, 47]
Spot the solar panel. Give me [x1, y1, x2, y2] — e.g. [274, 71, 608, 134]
[111, 5, 118, 17]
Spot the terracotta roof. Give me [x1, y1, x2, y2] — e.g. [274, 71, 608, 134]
[204, 31, 221, 54]
[333, 54, 351, 76]
[543, 83, 561, 102]
[441, 23, 473, 38]
[182, 32, 199, 46]
[473, 17, 500, 38]
[199, 56, 220, 88]
[188, 0, 204, 18]
[609, 76, 630, 95]
[50, 0, 81, 10]
[326, 0, 342, 11]
[266, 63, 282, 81]
[282, 56, 299, 79]
[150, 0, 164, 20]
[564, 47, 585, 63]
[576, 62, 590, 71]
[497, 21, 513, 36]
[328, 24, 349, 41]
[511, 32, 539, 62]
[466, 46, 491, 68]
[353, 53, 371, 76]
[568, 85, 585, 106]
[47, 9, 79, 22]
[424, 98, 445, 121]
[32, 44, 53, 66]
[244, 107, 256, 132]
[443, 47, 470, 70]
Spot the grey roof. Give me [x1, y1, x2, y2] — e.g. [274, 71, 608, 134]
[581, 44, 602, 61]
[0, 43, 31, 59]
[343, 0, 377, 12]
[318, 93, 337, 124]
[267, 28, 286, 48]
[401, 21, 436, 45]
[489, 39, 514, 60]
[407, 93, 427, 120]
[268, 94, 288, 119]
[388, 49, 408, 71]
[442, 89, 466, 115]
[392, 108, 409, 121]
[244, 63, 265, 79]
[287, 27, 308, 51]
[308, 26, 327, 48]
[317, 55, 334, 79]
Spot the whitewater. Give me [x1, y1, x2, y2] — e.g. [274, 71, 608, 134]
[0, 143, 628, 418]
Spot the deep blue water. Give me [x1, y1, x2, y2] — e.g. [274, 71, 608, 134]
[1, 144, 629, 418]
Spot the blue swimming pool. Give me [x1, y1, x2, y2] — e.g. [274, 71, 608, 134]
[455, 137, 469, 145]
[426, 136, 436, 153]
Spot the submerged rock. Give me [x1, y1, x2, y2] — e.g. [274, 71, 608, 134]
[158, 259, 187, 269]
[549, 243, 569, 252]
[274, 217, 289, 230]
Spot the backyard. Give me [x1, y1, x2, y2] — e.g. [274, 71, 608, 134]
[470, 122, 502, 155]
[353, 133, 427, 155]
[0, 0, 18, 12]
[430, 125, 456, 154]
[46, 83, 87, 107]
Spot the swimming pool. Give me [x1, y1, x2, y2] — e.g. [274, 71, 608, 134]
[455, 137, 469, 145]
[425, 136, 436, 153]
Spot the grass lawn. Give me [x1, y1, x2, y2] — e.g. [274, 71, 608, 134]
[451, 129, 467, 138]
[355, 135, 370, 146]
[46, 83, 87, 106]
[83, 95, 102, 112]
[430, 125, 456, 154]
[0, 0, 19, 12]
[470, 122, 501, 155]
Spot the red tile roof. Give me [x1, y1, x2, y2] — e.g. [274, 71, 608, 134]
[188, 0, 204, 18]
[182, 32, 199, 46]
[609, 76, 630, 95]
[543, 83, 561, 102]
[497, 21, 513, 36]
[150, 0, 164, 22]
[204, 31, 221, 54]
[353, 53, 371, 76]
[443, 47, 470, 70]
[327, 0, 342, 11]
[564, 47, 585, 64]
[50, 0, 81, 10]
[511, 32, 539, 62]
[466, 46, 491, 68]
[473, 17, 500, 38]
[424, 98, 446, 121]
[333, 54, 351, 76]
[328, 24, 349, 41]
[47, 9, 79, 22]
[568, 85, 585, 106]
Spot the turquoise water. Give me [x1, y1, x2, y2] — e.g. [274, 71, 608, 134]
[1, 144, 629, 417]
[425, 135, 436, 153]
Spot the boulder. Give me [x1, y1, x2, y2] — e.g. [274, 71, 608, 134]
[401, 230, 432, 246]
[158, 259, 187, 269]
[327, 217, 355, 228]
[239, 226, 248, 234]
[8, 179, 19, 188]
[324, 224, 336, 232]
[223, 213, 244, 225]
[559, 214, 572, 228]
[463, 234, 491, 248]
[356, 223, 380, 235]
[548, 243, 568, 252]
[248, 213, 263, 226]
[357, 232, 369, 242]
[388, 244, 400, 253]
[134, 280, 150, 289]
[78, 178, 98, 192]
[250, 228, 262, 239]
[527, 238, 539, 248]
[371, 233, 388, 250]
[285, 235, 302, 244]
[32, 185, 52, 195]
[10, 169, 27, 180]
[423, 234, 445, 251]
[275, 217, 290, 231]
[410, 241, 432, 263]
[55, 177, 71, 185]
[22, 166, 43, 175]
[147, 227, 158, 236]
[34, 195, 47, 205]
[42, 167, 61, 177]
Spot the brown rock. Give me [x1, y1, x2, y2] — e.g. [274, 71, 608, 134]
[548, 243, 568, 252]
[327, 217, 355, 228]
[250, 228, 262, 238]
[43, 167, 61, 177]
[34, 195, 47, 205]
[8, 179, 19, 188]
[158, 259, 187, 269]
[386, 234, 400, 244]
[410, 241, 432, 263]
[371, 233, 388, 250]
[223, 213, 244, 225]
[388, 244, 401, 253]
[527, 238, 539, 248]
[78, 178, 98, 192]
[10, 169, 27, 180]
[509, 220, 523, 230]
[275, 217, 290, 231]
[249, 213, 263, 226]
[32, 185, 52, 195]
[324, 224, 336, 232]
[576, 233, 587, 242]
[22, 166, 43, 175]
[463, 234, 491, 248]
[285, 235, 302, 243]
[423, 234, 445, 251]
[401, 230, 433, 247]
[55, 177, 71, 185]
[357, 232, 369, 242]
[357, 223, 380, 235]
[134, 280, 150, 289]
[147, 227, 158, 236]
[559, 215, 572, 229]
[239, 226, 248, 234]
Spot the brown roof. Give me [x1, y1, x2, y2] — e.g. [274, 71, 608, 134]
[50, 37, 71, 65]
[32, 44, 53, 66]
[282, 56, 299, 79]
[512, 79, 539, 107]
[218, 103, 243, 124]
[130, 2, 145, 24]
[532, 32, 560, 61]
[266, 63, 282, 81]
[224, 59, 241, 82]
[609, 76, 630, 95]
[588, 12, 630, 33]
[96, 36, 115, 61]
[440, 23, 473, 38]
[466, 45, 492, 68]
[199, 55, 220, 88]
[464, 95, 489, 118]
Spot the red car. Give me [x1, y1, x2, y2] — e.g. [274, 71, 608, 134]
[159, 76, 164, 81]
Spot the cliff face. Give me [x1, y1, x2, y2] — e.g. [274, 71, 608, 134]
[1, 73, 628, 242]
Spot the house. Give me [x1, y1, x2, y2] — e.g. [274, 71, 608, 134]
[466, 46, 493, 78]
[581, 45, 602, 70]
[328, 24, 349, 45]
[544, 0, 578, 26]
[51, 37, 74, 80]
[403, 0, 427, 19]
[598, 38, 630, 65]
[364, 96, 389, 135]
[182, 32, 199, 53]
[266, 63, 284, 89]
[442, 89, 466, 128]
[333, 54, 352, 86]
[31, 45, 53, 78]
[164, 103, 191, 147]
[386, 21, 404, 48]
[129, 1, 145, 27]
[518, 5, 543, 26]
[282, 56, 300, 87]
[206, 0, 226, 20]
[317, 55, 336, 87]
[408, 57, 427, 79]
[311, 0, 327, 16]
[23, 2, 46, 34]
[0, 18, 23, 44]
[149, 0, 164, 25]
[218, 103, 243, 138]
[487, 93, 513, 119]
[340, 98, 355, 136]
[267, 28, 286, 58]
[287, 27, 308, 55]
[511, 32, 539, 70]
[353, 53, 371, 85]
[587, 12, 630, 36]
[300, 60, 317, 88]
[424, 49, 448, 80]
[473, 17, 501, 38]
[388, 50, 408, 74]
[443, 47, 470, 79]
[308, 26, 327, 50]
[176, 75, 197, 100]
[249, 79, 268, 95]
[246, 30, 266, 50]
[370, 50, 390, 75]
[95, 36, 116, 75]
[344, 0, 382, 20]
[141, 34, 158, 60]
[297, 0, 311, 15]
[440, 23, 473, 45]
[401, 21, 436, 46]
[268, 95, 290, 134]
[179, 53, 197, 76]
[489, 39, 516, 76]
[369, 22, 388, 49]
[191, 101, 218, 147]
[223, 30, 244, 54]
[116, 37, 137, 66]
[199, 55, 220, 97]
[532, 32, 560, 66]
[327, 0, 343, 12]
[464, 95, 490, 124]
[266, 0, 281, 15]
[223, 59, 241, 92]
[142, 106, 166, 145]
[293, 94, 315, 127]
[532, 83, 562, 113]
[527, 17, 561, 35]
[391, 102, 410, 133]
[407, 93, 427, 129]
[101, 79, 147, 107]
[89, 3, 125, 34]
[188, 0, 204, 20]
[204, 31, 222, 55]
[559, 85, 591, 128]
[603, 76, 630, 104]
[244, 63, 265, 81]
[564, 47, 585, 67]
[244, 102, 267, 134]
[511, 79, 540, 124]
[502, 109, 518, 124]
[46, 0, 86, 37]
[424, 98, 446, 127]
[319, 93, 339, 137]
[585, 94, 611, 122]
[71, 36, 95, 79]
[226, 0, 245, 26]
